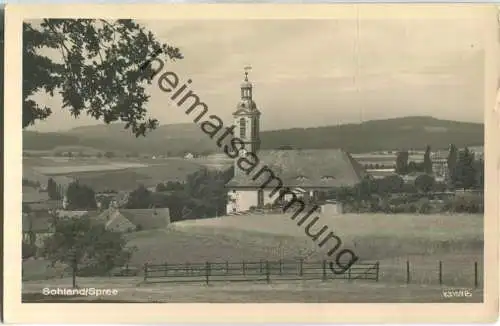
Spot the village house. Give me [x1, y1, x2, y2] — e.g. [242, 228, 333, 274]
[96, 207, 171, 233]
[225, 72, 366, 214]
[430, 150, 449, 182]
[22, 214, 54, 248]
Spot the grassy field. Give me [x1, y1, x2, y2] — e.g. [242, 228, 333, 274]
[351, 154, 424, 166]
[22, 213, 483, 302]
[22, 157, 213, 191]
[22, 277, 482, 303]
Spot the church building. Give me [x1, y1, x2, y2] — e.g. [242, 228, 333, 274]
[225, 70, 367, 214]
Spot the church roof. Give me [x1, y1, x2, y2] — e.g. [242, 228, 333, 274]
[227, 149, 366, 189]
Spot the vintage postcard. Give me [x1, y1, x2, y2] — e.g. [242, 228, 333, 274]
[4, 3, 499, 324]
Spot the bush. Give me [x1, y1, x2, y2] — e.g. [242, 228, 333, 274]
[432, 182, 448, 193]
[417, 198, 431, 214]
[415, 174, 435, 193]
[405, 203, 418, 213]
[451, 194, 483, 213]
[22, 242, 37, 259]
[77, 264, 110, 277]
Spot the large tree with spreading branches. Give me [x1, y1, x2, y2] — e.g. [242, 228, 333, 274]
[23, 19, 183, 136]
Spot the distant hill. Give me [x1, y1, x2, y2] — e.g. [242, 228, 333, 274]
[260, 116, 484, 153]
[23, 116, 484, 155]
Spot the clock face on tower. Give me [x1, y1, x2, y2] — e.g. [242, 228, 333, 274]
[238, 148, 247, 158]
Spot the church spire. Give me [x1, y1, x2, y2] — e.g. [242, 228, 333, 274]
[234, 66, 261, 157]
[241, 66, 252, 100]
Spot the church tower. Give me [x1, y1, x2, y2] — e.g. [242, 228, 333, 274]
[233, 67, 261, 156]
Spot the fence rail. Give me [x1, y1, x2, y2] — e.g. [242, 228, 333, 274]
[143, 259, 380, 284]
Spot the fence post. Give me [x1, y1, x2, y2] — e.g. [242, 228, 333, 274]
[299, 259, 303, 277]
[375, 262, 380, 282]
[406, 260, 411, 284]
[474, 261, 478, 288]
[266, 260, 270, 283]
[242, 261, 246, 276]
[205, 262, 210, 285]
[143, 263, 149, 282]
[438, 261, 442, 285]
[322, 260, 327, 281]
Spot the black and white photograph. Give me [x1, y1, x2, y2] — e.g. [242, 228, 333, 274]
[4, 3, 499, 324]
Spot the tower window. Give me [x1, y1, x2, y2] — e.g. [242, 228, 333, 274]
[239, 118, 246, 138]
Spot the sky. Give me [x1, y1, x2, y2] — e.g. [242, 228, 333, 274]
[28, 17, 488, 132]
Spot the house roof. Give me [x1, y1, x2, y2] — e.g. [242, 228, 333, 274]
[22, 187, 50, 204]
[22, 215, 54, 233]
[119, 208, 170, 230]
[227, 149, 366, 189]
[56, 210, 97, 218]
[105, 213, 136, 231]
[26, 200, 61, 211]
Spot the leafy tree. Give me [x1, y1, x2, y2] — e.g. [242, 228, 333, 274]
[166, 181, 185, 191]
[155, 183, 167, 192]
[423, 145, 433, 174]
[354, 176, 375, 201]
[408, 161, 424, 173]
[126, 184, 153, 209]
[377, 175, 404, 194]
[395, 150, 409, 175]
[473, 158, 484, 190]
[42, 216, 134, 287]
[447, 144, 458, 184]
[23, 242, 37, 260]
[454, 147, 476, 190]
[335, 186, 355, 204]
[47, 177, 60, 200]
[65, 181, 97, 210]
[104, 151, 115, 158]
[185, 169, 228, 218]
[414, 174, 435, 193]
[23, 19, 183, 136]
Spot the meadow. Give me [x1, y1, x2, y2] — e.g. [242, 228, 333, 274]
[22, 213, 483, 302]
[22, 156, 229, 191]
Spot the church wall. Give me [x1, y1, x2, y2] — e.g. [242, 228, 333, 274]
[263, 189, 280, 205]
[226, 189, 258, 214]
[321, 202, 343, 215]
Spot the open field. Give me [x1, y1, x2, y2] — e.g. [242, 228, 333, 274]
[23, 212, 483, 303]
[22, 156, 221, 191]
[165, 213, 483, 287]
[22, 277, 482, 303]
[351, 154, 424, 166]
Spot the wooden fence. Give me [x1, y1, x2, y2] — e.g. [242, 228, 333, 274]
[143, 259, 380, 284]
[403, 260, 481, 288]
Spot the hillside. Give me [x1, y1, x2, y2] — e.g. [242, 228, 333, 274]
[23, 116, 484, 155]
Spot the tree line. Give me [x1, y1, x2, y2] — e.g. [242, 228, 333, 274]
[395, 145, 484, 190]
[44, 168, 232, 221]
